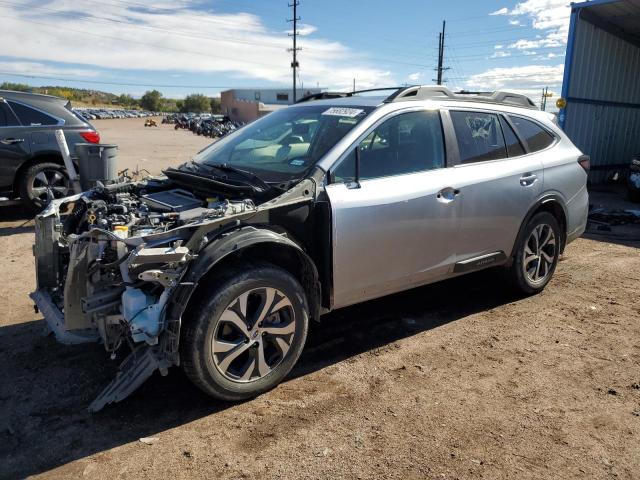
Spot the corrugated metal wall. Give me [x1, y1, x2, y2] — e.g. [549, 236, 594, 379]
[564, 15, 640, 183]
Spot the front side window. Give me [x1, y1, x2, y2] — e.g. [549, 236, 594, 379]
[8, 101, 58, 126]
[192, 104, 373, 182]
[509, 115, 555, 152]
[0, 102, 20, 127]
[451, 111, 507, 163]
[333, 110, 445, 182]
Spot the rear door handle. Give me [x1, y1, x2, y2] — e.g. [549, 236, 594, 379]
[520, 173, 537, 187]
[0, 138, 24, 145]
[436, 187, 461, 202]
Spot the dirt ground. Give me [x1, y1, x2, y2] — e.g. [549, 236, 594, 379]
[0, 119, 639, 480]
[93, 117, 213, 174]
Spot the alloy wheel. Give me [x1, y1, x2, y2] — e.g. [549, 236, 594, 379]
[523, 223, 556, 284]
[31, 169, 69, 203]
[212, 287, 296, 383]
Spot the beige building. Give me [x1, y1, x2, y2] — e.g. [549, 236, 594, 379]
[221, 88, 322, 123]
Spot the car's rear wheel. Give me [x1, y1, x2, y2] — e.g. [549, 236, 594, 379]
[20, 162, 70, 212]
[181, 264, 309, 401]
[508, 212, 561, 295]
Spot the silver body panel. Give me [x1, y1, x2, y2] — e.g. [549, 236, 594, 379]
[322, 98, 588, 310]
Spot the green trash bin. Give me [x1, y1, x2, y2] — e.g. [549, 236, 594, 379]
[75, 143, 118, 190]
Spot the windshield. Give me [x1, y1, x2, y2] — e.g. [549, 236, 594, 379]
[192, 104, 374, 182]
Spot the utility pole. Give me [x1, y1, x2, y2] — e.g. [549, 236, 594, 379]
[541, 86, 551, 111]
[435, 21, 450, 85]
[287, 1, 301, 102]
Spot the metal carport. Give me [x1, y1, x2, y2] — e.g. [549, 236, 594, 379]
[559, 0, 640, 183]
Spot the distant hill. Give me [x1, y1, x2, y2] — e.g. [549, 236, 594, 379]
[0, 82, 120, 106]
[0, 82, 219, 113]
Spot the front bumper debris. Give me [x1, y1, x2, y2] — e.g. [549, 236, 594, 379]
[30, 289, 99, 345]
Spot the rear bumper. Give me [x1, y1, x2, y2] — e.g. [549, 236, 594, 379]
[565, 185, 589, 246]
[30, 289, 98, 345]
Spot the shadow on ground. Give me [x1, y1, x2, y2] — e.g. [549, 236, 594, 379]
[586, 185, 640, 248]
[0, 205, 34, 238]
[0, 268, 519, 478]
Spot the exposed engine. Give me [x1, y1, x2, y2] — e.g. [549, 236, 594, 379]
[33, 181, 256, 356]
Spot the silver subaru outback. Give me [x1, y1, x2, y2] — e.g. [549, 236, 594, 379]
[30, 85, 589, 411]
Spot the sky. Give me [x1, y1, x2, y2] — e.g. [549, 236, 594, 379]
[0, 0, 573, 107]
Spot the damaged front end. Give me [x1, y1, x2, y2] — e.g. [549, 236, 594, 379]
[30, 179, 279, 412]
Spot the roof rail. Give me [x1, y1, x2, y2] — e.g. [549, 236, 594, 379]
[295, 91, 353, 103]
[295, 87, 407, 104]
[386, 85, 538, 109]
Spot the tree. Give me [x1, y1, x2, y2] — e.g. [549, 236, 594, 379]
[117, 94, 137, 107]
[140, 90, 163, 111]
[210, 97, 221, 114]
[180, 94, 210, 113]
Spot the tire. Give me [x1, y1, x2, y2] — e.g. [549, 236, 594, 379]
[507, 212, 561, 295]
[181, 264, 309, 401]
[19, 162, 70, 212]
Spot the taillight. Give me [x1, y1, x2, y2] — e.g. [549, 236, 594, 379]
[80, 131, 100, 144]
[578, 154, 590, 173]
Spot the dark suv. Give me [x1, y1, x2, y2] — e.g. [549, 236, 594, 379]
[0, 90, 100, 210]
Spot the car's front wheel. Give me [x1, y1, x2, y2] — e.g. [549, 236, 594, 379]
[508, 212, 561, 295]
[181, 264, 309, 401]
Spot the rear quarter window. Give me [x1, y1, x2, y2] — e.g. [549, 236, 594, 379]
[8, 101, 60, 126]
[509, 115, 555, 152]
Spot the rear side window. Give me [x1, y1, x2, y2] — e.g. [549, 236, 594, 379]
[8, 101, 59, 126]
[450, 111, 507, 163]
[499, 116, 526, 157]
[509, 115, 555, 152]
[0, 103, 20, 127]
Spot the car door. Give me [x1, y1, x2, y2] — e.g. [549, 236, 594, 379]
[325, 108, 461, 309]
[446, 109, 544, 266]
[0, 100, 29, 189]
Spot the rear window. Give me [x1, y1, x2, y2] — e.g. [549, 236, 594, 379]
[509, 116, 555, 152]
[450, 111, 507, 163]
[8, 101, 59, 126]
[0, 103, 20, 127]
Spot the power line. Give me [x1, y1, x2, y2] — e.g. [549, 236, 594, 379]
[0, 71, 268, 89]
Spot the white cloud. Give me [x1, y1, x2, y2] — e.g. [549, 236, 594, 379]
[490, 7, 510, 15]
[287, 23, 318, 36]
[408, 72, 422, 82]
[0, 61, 98, 78]
[495, 45, 505, 50]
[491, 0, 571, 54]
[490, 51, 512, 58]
[0, 1, 393, 91]
[465, 64, 564, 92]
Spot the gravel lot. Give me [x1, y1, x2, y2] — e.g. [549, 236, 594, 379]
[0, 118, 639, 479]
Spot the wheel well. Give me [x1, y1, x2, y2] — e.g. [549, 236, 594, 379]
[12, 153, 64, 194]
[535, 200, 567, 252]
[186, 242, 322, 323]
[509, 199, 568, 263]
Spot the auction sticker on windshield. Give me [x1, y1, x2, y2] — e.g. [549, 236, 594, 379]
[322, 107, 364, 117]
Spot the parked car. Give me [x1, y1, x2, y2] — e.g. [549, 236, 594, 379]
[31, 85, 589, 411]
[0, 90, 100, 210]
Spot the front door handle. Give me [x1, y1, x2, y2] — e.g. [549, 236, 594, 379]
[520, 173, 538, 187]
[0, 138, 24, 145]
[436, 187, 461, 203]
